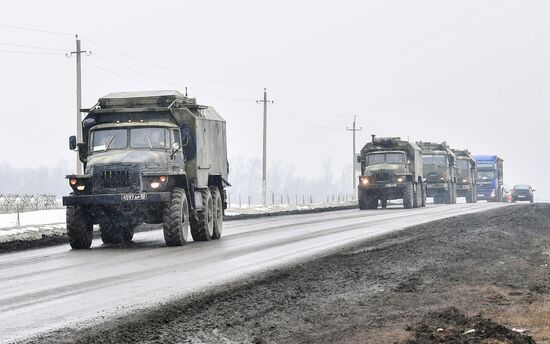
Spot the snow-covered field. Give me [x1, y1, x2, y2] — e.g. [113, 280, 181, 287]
[0, 202, 355, 244]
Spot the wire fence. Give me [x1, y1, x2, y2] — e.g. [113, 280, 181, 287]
[227, 193, 356, 208]
[0, 194, 61, 214]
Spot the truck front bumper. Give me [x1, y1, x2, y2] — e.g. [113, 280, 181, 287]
[63, 192, 171, 206]
[476, 189, 496, 201]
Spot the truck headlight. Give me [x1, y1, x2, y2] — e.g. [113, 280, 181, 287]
[147, 176, 168, 191]
[462, 179, 467, 183]
[397, 177, 404, 182]
[359, 176, 369, 185]
[67, 176, 90, 194]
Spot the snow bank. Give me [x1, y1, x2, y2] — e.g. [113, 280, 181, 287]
[0, 202, 355, 244]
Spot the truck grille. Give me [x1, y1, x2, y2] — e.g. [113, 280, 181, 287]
[102, 170, 131, 188]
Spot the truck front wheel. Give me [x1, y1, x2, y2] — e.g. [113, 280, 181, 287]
[67, 205, 93, 249]
[210, 186, 223, 239]
[163, 187, 190, 246]
[403, 183, 413, 209]
[191, 189, 214, 241]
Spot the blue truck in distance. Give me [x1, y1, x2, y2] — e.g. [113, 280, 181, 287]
[473, 155, 504, 202]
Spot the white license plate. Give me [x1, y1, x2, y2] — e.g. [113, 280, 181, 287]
[385, 183, 397, 187]
[121, 194, 147, 201]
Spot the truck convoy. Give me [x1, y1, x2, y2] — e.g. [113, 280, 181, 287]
[473, 155, 504, 202]
[452, 149, 477, 203]
[417, 142, 457, 204]
[357, 136, 426, 210]
[63, 91, 230, 249]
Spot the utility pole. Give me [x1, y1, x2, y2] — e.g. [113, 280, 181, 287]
[256, 88, 274, 205]
[346, 116, 363, 195]
[66, 34, 91, 174]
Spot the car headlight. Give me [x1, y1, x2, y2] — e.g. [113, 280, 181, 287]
[397, 176, 405, 182]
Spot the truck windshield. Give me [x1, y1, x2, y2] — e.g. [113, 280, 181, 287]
[91, 127, 170, 152]
[478, 171, 495, 180]
[130, 128, 169, 149]
[92, 129, 127, 152]
[456, 159, 469, 170]
[423, 155, 447, 166]
[366, 153, 405, 165]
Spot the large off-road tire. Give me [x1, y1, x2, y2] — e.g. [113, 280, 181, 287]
[403, 183, 413, 209]
[67, 205, 93, 249]
[210, 186, 223, 239]
[100, 221, 122, 244]
[367, 197, 378, 209]
[380, 198, 388, 209]
[421, 185, 426, 207]
[413, 184, 421, 208]
[163, 187, 190, 247]
[122, 225, 135, 243]
[191, 189, 214, 241]
[358, 192, 368, 210]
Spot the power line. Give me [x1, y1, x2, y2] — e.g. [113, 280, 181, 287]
[0, 41, 66, 51]
[0, 23, 72, 36]
[0, 50, 63, 55]
[271, 103, 340, 131]
[82, 37, 261, 89]
[83, 60, 161, 88]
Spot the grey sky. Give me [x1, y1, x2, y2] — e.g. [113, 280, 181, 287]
[0, 1, 549, 199]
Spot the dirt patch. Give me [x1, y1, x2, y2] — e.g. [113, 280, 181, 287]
[29, 204, 550, 344]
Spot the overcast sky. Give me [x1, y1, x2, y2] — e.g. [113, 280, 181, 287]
[1, 0, 549, 199]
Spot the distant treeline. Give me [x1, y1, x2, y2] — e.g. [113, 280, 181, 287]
[0, 161, 71, 197]
[0, 158, 353, 203]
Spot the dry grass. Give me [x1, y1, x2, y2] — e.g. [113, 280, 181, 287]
[491, 296, 550, 343]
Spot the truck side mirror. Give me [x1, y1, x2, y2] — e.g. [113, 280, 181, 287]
[356, 155, 361, 163]
[69, 135, 77, 151]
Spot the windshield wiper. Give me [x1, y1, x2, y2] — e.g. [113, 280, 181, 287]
[145, 134, 153, 150]
[105, 133, 117, 151]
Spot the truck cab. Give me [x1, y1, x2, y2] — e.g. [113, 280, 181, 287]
[474, 155, 504, 202]
[452, 149, 477, 203]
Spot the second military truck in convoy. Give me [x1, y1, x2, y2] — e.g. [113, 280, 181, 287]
[452, 149, 477, 203]
[474, 155, 504, 202]
[357, 136, 426, 210]
[63, 91, 230, 249]
[417, 142, 457, 204]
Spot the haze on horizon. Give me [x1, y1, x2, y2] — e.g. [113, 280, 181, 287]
[0, 0, 549, 200]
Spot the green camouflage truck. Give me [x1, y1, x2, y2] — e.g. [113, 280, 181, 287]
[63, 91, 230, 249]
[357, 136, 426, 209]
[417, 141, 457, 204]
[451, 149, 477, 203]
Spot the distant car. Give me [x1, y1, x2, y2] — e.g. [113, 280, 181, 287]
[511, 184, 535, 203]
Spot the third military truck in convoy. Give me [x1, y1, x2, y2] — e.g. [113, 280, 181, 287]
[474, 155, 504, 202]
[452, 149, 477, 203]
[417, 142, 457, 204]
[63, 91, 230, 249]
[357, 136, 425, 209]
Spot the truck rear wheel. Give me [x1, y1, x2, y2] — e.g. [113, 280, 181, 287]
[191, 189, 214, 241]
[380, 198, 388, 209]
[367, 197, 378, 209]
[210, 186, 223, 239]
[421, 185, 426, 207]
[67, 205, 93, 249]
[413, 184, 421, 208]
[163, 187, 190, 247]
[403, 183, 413, 209]
[466, 190, 476, 203]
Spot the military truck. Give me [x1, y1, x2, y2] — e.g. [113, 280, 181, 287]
[63, 91, 230, 249]
[474, 155, 504, 202]
[357, 136, 425, 210]
[452, 149, 477, 203]
[417, 142, 457, 204]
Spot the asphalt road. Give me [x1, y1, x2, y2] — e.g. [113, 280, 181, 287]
[0, 203, 508, 343]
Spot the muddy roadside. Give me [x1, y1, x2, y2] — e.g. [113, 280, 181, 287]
[28, 204, 550, 344]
